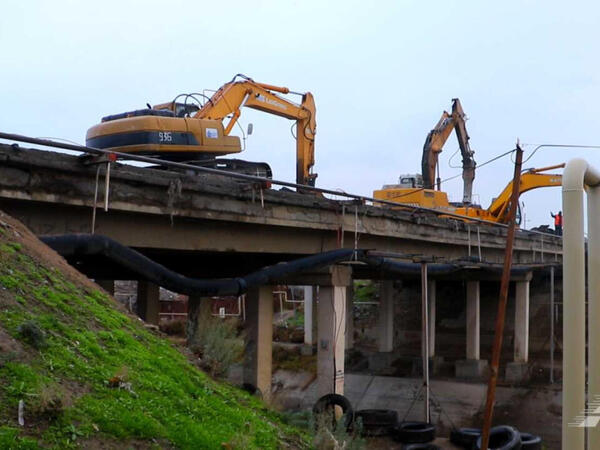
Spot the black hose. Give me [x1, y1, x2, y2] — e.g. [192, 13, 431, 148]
[41, 234, 538, 297]
[41, 234, 358, 297]
[359, 255, 459, 275]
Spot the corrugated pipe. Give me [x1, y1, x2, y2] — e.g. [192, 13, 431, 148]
[358, 255, 458, 275]
[42, 234, 544, 298]
[41, 234, 358, 297]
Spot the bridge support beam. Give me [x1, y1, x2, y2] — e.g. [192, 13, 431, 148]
[317, 266, 352, 397]
[137, 281, 160, 325]
[466, 280, 480, 361]
[244, 285, 273, 402]
[345, 285, 354, 350]
[377, 281, 394, 353]
[303, 286, 317, 352]
[428, 280, 436, 358]
[456, 280, 487, 379]
[506, 278, 531, 383]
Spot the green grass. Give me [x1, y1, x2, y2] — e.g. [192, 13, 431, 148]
[0, 234, 309, 449]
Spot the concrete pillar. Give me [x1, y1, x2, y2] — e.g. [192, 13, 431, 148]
[428, 280, 436, 358]
[136, 281, 160, 325]
[345, 285, 354, 350]
[377, 280, 394, 353]
[304, 286, 315, 345]
[243, 285, 273, 402]
[514, 280, 530, 362]
[466, 280, 480, 360]
[456, 280, 487, 379]
[96, 279, 115, 296]
[317, 266, 351, 397]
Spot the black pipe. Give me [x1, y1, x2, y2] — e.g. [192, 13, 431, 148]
[360, 255, 459, 275]
[41, 234, 542, 296]
[41, 234, 359, 297]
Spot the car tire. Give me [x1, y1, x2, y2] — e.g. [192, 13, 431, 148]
[354, 409, 398, 436]
[392, 421, 436, 443]
[520, 432, 542, 450]
[450, 427, 481, 448]
[312, 393, 354, 430]
[475, 425, 521, 450]
[401, 444, 441, 450]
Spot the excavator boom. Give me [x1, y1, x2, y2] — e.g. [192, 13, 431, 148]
[196, 75, 317, 186]
[421, 98, 476, 203]
[485, 167, 563, 222]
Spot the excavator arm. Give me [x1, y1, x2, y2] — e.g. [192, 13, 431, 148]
[421, 111, 454, 190]
[195, 75, 317, 186]
[486, 164, 564, 222]
[421, 98, 476, 204]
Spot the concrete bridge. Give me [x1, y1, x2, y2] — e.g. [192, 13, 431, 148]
[0, 142, 563, 402]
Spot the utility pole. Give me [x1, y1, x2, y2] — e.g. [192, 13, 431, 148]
[480, 143, 523, 448]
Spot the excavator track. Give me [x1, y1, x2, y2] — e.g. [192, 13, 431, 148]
[149, 158, 273, 184]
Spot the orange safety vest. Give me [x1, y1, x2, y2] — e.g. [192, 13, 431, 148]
[555, 215, 562, 226]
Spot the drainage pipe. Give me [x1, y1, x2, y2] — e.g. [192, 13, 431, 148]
[41, 234, 358, 297]
[358, 255, 458, 275]
[562, 159, 600, 449]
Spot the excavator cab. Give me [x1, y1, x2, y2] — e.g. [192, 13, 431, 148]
[154, 102, 200, 118]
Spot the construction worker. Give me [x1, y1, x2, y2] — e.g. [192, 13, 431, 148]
[550, 211, 563, 236]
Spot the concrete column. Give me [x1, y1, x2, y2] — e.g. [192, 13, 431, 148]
[466, 280, 480, 360]
[455, 280, 487, 379]
[317, 266, 351, 397]
[377, 280, 394, 353]
[345, 285, 354, 350]
[514, 280, 530, 362]
[428, 280, 436, 358]
[96, 279, 115, 296]
[137, 281, 160, 325]
[304, 286, 315, 345]
[312, 286, 318, 343]
[243, 285, 273, 402]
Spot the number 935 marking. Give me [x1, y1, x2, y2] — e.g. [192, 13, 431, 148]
[158, 131, 172, 142]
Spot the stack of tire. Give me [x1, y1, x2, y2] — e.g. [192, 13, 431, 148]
[391, 421, 438, 450]
[450, 426, 542, 449]
[312, 395, 438, 448]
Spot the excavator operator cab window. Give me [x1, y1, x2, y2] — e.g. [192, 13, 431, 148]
[172, 103, 200, 118]
[400, 177, 416, 188]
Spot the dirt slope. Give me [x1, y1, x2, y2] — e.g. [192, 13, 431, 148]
[0, 210, 308, 449]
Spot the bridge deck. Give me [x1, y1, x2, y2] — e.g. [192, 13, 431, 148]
[0, 144, 561, 276]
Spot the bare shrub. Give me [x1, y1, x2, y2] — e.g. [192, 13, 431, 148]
[190, 313, 244, 378]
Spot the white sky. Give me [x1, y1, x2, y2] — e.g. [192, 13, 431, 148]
[2, 0, 599, 228]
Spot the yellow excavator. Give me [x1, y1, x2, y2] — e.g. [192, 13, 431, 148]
[374, 98, 476, 209]
[86, 74, 317, 186]
[375, 163, 563, 224]
[374, 98, 476, 210]
[374, 98, 563, 224]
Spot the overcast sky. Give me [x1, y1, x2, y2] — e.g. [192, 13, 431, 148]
[2, 0, 599, 228]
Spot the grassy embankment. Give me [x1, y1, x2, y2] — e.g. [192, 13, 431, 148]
[0, 214, 309, 449]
